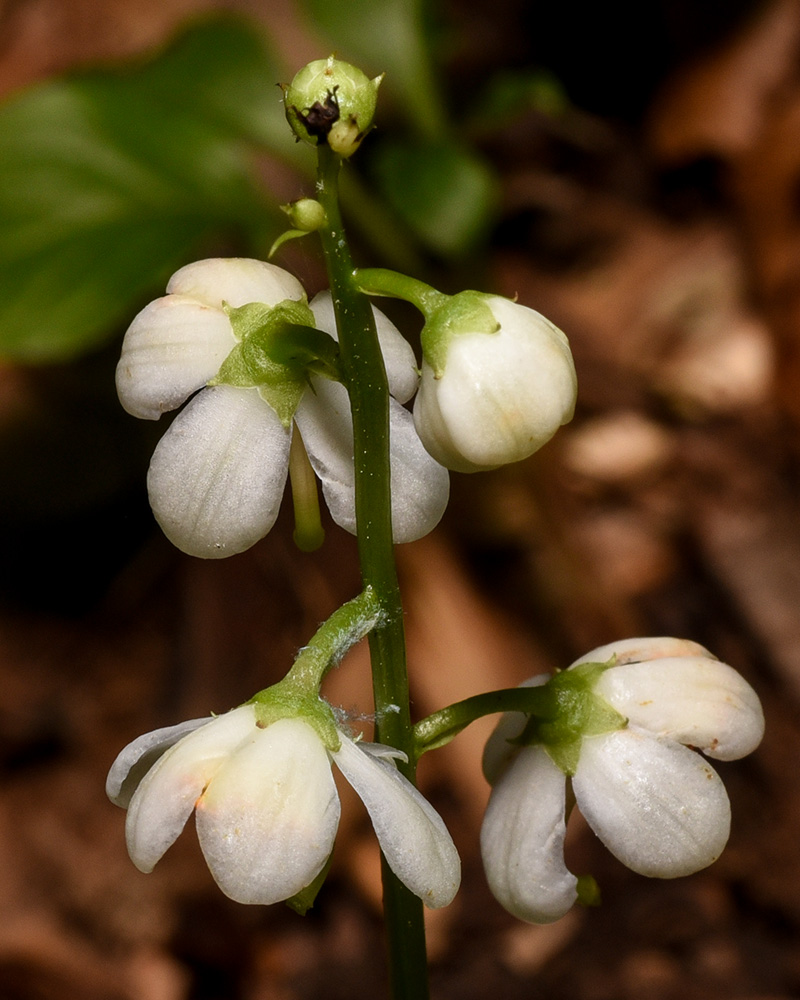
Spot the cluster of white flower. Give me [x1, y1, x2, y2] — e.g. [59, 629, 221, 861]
[117, 257, 577, 557]
[111, 251, 763, 925]
[109, 637, 763, 919]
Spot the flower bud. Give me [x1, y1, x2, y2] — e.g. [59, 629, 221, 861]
[413, 294, 577, 472]
[281, 198, 326, 232]
[283, 57, 383, 158]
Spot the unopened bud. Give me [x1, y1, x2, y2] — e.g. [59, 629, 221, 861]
[281, 198, 326, 232]
[283, 56, 383, 158]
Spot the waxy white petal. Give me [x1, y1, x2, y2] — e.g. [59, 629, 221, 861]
[482, 675, 550, 785]
[332, 735, 461, 908]
[573, 728, 731, 878]
[167, 258, 305, 309]
[569, 636, 714, 669]
[309, 291, 419, 403]
[107, 717, 211, 808]
[382, 398, 450, 541]
[125, 706, 256, 873]
[594, 657, 764, 760]
[295, 381, 449, 543]
[147, 385, 291, 558]
[481, 745, 577, 923]
[196, 718, 340, 905]
[116, 295, 236, 420]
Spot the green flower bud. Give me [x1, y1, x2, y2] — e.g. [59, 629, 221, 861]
[283, 56, 383, 158]
[281, 198, 326, 232]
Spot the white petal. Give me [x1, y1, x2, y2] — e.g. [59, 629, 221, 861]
[480, 745, 577, 924]
[147, 385, 291, 558]
[196, 717, 340, 905]
[569, 636, 714, 669]
[295, 383, 449, 543]
[107, 717, 211, 808]
[413, 361, 473, 472]
[594, 657, 764, 759]
[383, 398, 450, 541]
[309, 291, 419, 403]
[332, 735, 461, 908]
[573, 728, 731, 878]
[116, 295, 236, 420]
[292, 377, 354, 525]
[125, 705, 256, 873]
[167, 258, 306, 308]
[482, 674, 551, 785]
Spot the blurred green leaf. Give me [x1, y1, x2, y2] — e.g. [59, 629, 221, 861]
[371, 139, 498, 258]
[467, 67, 570, 135]
[0, 17, 291, 363]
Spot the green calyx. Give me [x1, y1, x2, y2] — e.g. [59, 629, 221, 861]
[210, 298, 341, 426]
[247, 679, 342, 753]
[283, 56, 383, 158]
[420, 290, 500, 377]
[517, 661, 627, 776]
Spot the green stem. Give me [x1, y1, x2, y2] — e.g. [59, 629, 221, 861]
[356, 266, 447, 317]
[315, 145, 430, 1000]
[413, 686, 557, 758]
[284, 587, 382, 692]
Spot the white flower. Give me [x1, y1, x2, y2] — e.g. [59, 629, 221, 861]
[107, 704, 461, 909]
[116, 258, 449, 557]
[413, 295, 577, 473]
[480, 637, 764, 923]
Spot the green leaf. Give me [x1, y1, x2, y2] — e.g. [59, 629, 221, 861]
[0, 17, 291, 363]
[371, 138, 498, 258]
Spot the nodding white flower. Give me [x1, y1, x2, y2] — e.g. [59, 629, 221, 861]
[413, 294, 577, 473]
[480, 637, 764, 924]
[107, 705, 460, 909]
[116, 258, 449, 558]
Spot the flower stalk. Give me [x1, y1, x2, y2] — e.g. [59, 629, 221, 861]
[413, 685, 558, 757]
[314, 143, 430, 1000]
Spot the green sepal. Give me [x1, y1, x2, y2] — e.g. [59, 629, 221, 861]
[285, 852, 335, 915]
[226, 297, 316, 342]
[420, 290, 500, 377]
[247, 682, 342, 753]
[210, 299, 341, 426]
[516, 660, 627, 777]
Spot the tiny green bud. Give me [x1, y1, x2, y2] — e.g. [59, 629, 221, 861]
[283, 56, 383, 158]
[281, 198, 327, 232]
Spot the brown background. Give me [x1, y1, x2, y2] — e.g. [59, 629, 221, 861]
[1, 1, 799, 997]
